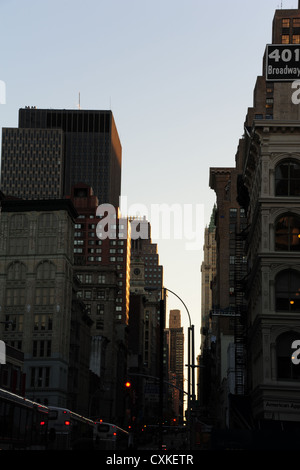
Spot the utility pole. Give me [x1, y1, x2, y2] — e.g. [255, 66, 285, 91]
[158, 289, 166, 450]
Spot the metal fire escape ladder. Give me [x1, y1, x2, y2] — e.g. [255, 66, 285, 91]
[234, 230, 247, 396]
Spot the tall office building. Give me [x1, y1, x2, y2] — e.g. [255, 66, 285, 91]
[198, 207, 216, 408]
[130, 219, 163, 291]
[68, 183, 131, 421]
[69, 183, 131, 327]
[127, 219, 164, 425]
[1, 108, 122, 206]
[168, 309, 184, 421]
[208, 160, 247, 428]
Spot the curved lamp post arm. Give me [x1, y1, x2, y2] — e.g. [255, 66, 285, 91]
[164, 287, 192, 327]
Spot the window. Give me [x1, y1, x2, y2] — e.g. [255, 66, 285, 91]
[282, 18, 290, 28]
[6, 288, 25, 306]
[293, 35, 300, 44]
[293, 18, 300, 27]
[275, 269, 300, 312]
[30, 366, 50, 388]
[276, 332, 300, 380]
[281, 35, 290, 44]
[97, 304, 104, 315]
[7, 262, 26, 280]
[275, 214, 300, 251]
[37, 261, 56, 280]
[35, 287, 55, 305]
[33, 340, 51, 357]
[98, 275, 106, 284]
[85, 304, 91, 315]
[275, 159, 300, 196]
[34, 314, 52, 331]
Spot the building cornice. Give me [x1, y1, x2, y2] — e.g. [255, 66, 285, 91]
[1, 198, 78, 220]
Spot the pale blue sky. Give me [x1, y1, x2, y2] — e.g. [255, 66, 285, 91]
[0, 0, 297, 383]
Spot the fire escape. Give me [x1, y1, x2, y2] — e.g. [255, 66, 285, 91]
[234, 228, 248, 395]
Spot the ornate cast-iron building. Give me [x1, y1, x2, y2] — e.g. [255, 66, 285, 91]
[203, 5, 300, 447]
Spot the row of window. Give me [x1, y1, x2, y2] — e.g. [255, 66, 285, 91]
[235, 268, 299, 310]
[228, 269, 300, 312]
[77, 274, 106, 284]
[281, 34, 300, 44]
[282, 18, 300, 28]
[281, 17, 300, 44]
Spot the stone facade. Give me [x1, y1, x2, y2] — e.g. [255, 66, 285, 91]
[0, 199, 92, 413]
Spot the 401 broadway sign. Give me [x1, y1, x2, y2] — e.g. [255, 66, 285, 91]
[266, 44, 300, 81]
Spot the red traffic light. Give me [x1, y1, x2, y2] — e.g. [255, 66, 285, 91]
[125, 381, 131, 388]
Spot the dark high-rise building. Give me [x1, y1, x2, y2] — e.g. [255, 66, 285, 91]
[168, 309, 184, 421]
[1, 108, 122, 206]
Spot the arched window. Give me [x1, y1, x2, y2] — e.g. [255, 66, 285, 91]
[275, 269, 300, 312]
[5, 262, 27, 307]
[7, 261, 26, 281]
[276, 331, 300, 380]
[36, 261, 56, 280]
[9, 214, 29, 231]
[275, 159, 300, 196]
[275, 214, 300, 251]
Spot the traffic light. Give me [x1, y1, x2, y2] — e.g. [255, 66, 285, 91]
[125, 381, 131, 388]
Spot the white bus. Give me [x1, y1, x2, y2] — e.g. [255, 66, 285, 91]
[93, 420, 129, 450]
[47, 406, 94, 450]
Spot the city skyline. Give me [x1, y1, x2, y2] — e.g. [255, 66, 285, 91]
[0, 0, 296, 367]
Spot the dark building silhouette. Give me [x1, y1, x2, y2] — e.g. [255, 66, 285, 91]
[1, 108, 122, 206]
[168, 309, 184, 421]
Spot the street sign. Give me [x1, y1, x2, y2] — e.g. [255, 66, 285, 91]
[266, 44, 300, 81]
[144, 383, 159, 402]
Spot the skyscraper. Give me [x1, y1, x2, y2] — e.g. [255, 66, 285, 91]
[168, 309, 184, 421]
[1, 108, 122, 206]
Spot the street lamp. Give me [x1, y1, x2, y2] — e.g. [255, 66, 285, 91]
[163, 287, 195, 405]
[144, 286, 196, 448]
